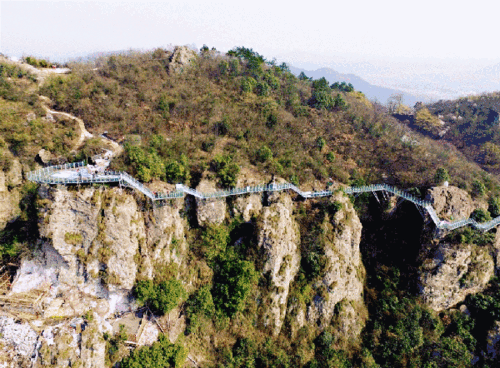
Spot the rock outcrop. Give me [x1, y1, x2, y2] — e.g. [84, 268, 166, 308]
[257, 192, 301, 336]
[485, 321, 500, 362]
[195, 180, 226, 226]
[306, 193, 366, 338]
[426, 185, 486, 221]
[419, 242, 494, 311]
[0, 158, 23, 229]
[169, 46, 197, 74]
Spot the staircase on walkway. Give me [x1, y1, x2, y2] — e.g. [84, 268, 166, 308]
[27, 162, 500, 233]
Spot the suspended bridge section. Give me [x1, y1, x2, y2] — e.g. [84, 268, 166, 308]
[26, 162, 500, 233]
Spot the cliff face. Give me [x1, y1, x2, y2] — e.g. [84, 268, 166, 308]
[256, 192, 301, 336]
[307, 193, 366, 338]
[3, 183, 366, 363]
[419, 242, 494, 311]
[426, 185, 487, 221]
[418, 185, 496, 311]
[0, 159, 23, 228]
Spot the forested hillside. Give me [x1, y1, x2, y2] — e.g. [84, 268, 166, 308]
[2, 47, 500, 368]
[427, 93, 500, 174]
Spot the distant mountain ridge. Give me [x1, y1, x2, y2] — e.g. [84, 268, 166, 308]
[290, 66, 420, 107]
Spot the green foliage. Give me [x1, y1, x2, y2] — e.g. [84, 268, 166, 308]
[331, 81, 354, 92]
[312, 77, 330, 91]
[488, 196, 500, 217]
[470, 208, 492, 223]
[309, 89, 335, 110]
[311, 331, 352, 368]
[266, 113, 278, 129]
[25, 56, 50, 68]
[471, 179, 486, 198]
[298, 72, 311, 81]
[165, 154, 190, 184]
[446, 227, 495, 246]
[256, 81, 270, 96]
[120, 334, 187, 368]
[64, 232, 82, 245]
[201, 224, 230, 262]
[185, 285, 215, 334]
[434, 167, 450, 185]
[421, 337, 472, 368]
[326, 152, 335, 162]
[316, 137, 326, 151]
[126, 144, 165, 182]
[241, 76, 257, 93]
[256, 145, 273, 162]
[134, 279, 185, 315]
[211, 154, 240, 188]
[212, 256, 258, 317]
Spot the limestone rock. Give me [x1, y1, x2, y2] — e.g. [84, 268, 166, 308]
[234, 193, 263, 222]
[169, 46, 197, 74]
[38, 186, 101, 289]
[0, 317, 38, 358]
[485, 321, 500, 362]
[140, 200, 187, 280]
[37, 148, 52, 164]
[419, 242, 494, 311]
[0, 158, 23, 230]
[306, 193, 366, 335]
[257, 192, 300, 335]
[426, 185, 486, 221]
[13, 186, 146, 301]
[100, 191, 145, 290]
[196, 180, 226, 226]
[80, 322, 106, 367]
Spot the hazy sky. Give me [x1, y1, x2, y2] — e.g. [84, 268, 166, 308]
[2, 0, 500, 67]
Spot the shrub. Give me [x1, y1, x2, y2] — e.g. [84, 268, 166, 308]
[470, 208, 492, 223]
[471, 179, 486, 198]
[241, 77, 257, 93]
[64, 232, 83, 245]
[165, 155, 190, 184]
[202, 224, 230, 262]
[434, 167, 450, 185]
[488, 197, 500, 217]
[120, 334, 187, 368]
[134, 279, 186, 315]
[212, 258, 258, 317]
[211, 155, 240, 188]
[316, 137, 326, 151]
[256, 145, 273, 163]
[255, 81, 270, 96]
[266, 113, 278, 129]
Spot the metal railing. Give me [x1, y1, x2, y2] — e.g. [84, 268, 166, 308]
[26, 162, 500, 232]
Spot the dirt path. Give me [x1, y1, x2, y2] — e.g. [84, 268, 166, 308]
[38, 96, 123, 156]
[0, 56, 70, 86]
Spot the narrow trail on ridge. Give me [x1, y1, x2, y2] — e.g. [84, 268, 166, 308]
[38, 96, 123, 156]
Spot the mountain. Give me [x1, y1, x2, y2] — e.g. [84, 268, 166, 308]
[3, 48, 500, 367]
[290, 66, 420, 106]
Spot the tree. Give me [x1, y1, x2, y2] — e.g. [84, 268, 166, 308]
[414, 107, 441, 132]
[316, 137, 326, 151]
[212, 258, 258, 317]
[471, 179, 486, 198]
[256, 145, 273, 162]
[298, 72, 310, 81]
[387, 93, 404, 114]
[434, 168, 450, 185]
[134, 279, 186, 315]
[211, 155, 240, 187]
[471, 208, 491, 223]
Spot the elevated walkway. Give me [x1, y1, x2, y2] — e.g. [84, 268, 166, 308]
[27, 162, 500, 233]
